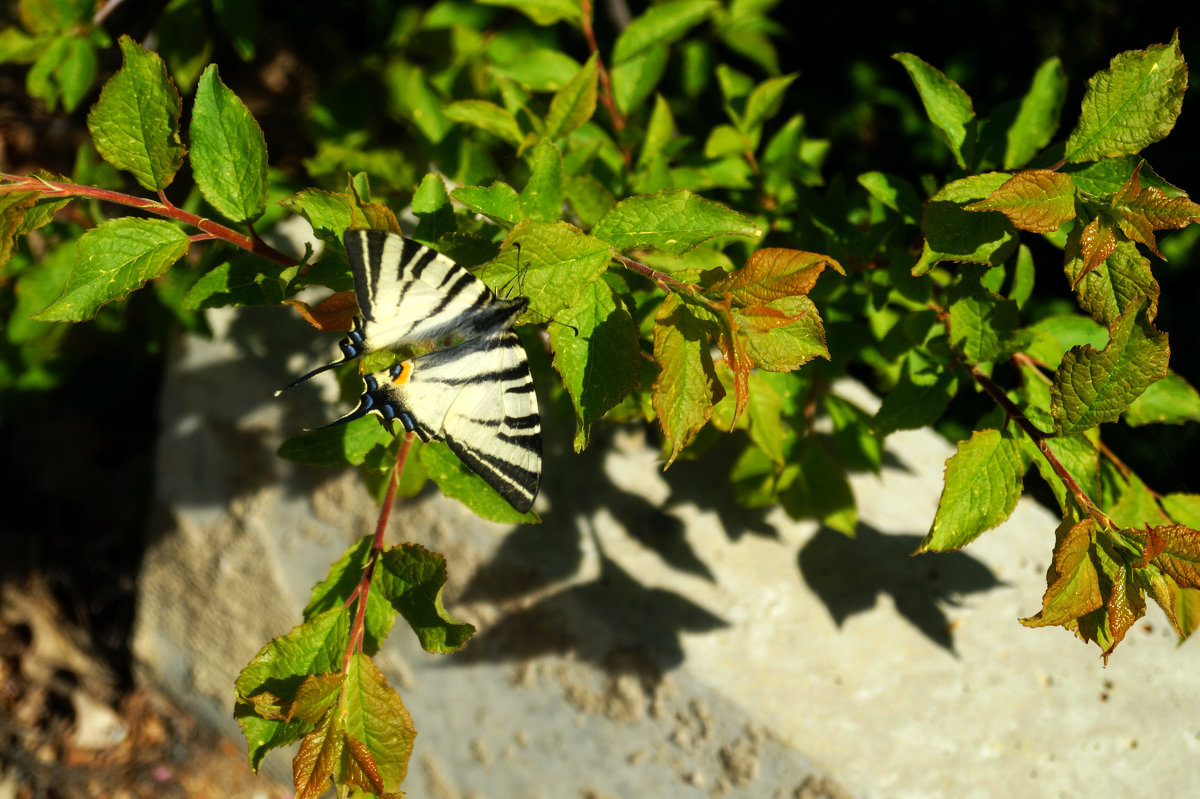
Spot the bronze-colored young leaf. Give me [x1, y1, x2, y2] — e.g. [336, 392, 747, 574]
[1021, 517, 1103, 628]
[1146, 524, 1200, 590]
[965, 169, 1076, 233]
[710, 247, 844, 305]
[1110, 161, 1200, 257]
[1072, 216, 1118, 286]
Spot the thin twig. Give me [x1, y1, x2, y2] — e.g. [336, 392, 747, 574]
[0, 173, 297, 268]
[579, 0, 631, 168]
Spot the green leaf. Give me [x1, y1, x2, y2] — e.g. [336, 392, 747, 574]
[1162, 494, 1200, 529]
[612, 0, 716, 65]
[189, 64, 268, 223]
[965, 170, 1075, 233]
[279, 189, 400, 241]
[478, 219, 612, 320]
[181, 257, 285, 309]
[713, 247, 843, 305]
[564, 175, 616, 229]
[652, 293, 723, 465]
[211, 0, 257, 60]
[234, 609, 349, 771]
[519, 140, 564, 223]
[740, 73, 797, 143]
[1021, 430, 1100, 511]
[0, 26, 44, 63]
[1021, 517, 1104, 628]
[544, 54, 597, 141]
[1010, 243, 1034, 309]
[86, 36, 186, 192]
[893, 52, 976, 169]
[419, 441, 539, 524]
[412, 172, 454, 245]
[1050, 296, 1169, 435]
[490, 49, 581, 92]
[638, 94, 676, 170]
[0, 191, 40, 267]
[339, 653, 414, 793]
[611, 45, 669, 115]
[451, 181, 523, 228]
[32, 218, 189, 321]
[276, 417, 394, 468]
[825, 394, 882, 473]
[1064, 35, 1187, 163]
[947, 268, 1026, 363]
[549, 276, 641, 451]
[1124, 371, 1200, 426]
[377, 544, 476, 653]
[157, 0, 212, 91]
[918, 429, 1024, 552]
[914, 172, 1017, 274]
[384, 61, 452, 144]
[1063, 156, 1184, 197]
[304, 537, 397, 655]
[871, 368, 958, 437]
[1104, 466, 1162, 530]
[1023, 314, 1106, 369]
[857, 171, 922, 224]
[477, 0, 580, 25]
[1004, 57, 1066, 169]
[19, 0, 90, 35]
[733, 295, 828, 372]
[1066, 238, 1159, 328]
[28, 34, 96, 112]
[592, 189, 761, 256]
[443, 99, 523, 147]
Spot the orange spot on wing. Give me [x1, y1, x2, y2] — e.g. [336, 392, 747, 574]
[391, 361, 413, 385]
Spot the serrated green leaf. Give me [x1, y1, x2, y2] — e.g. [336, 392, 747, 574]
[377, 544, 475, 653]
[611, 44, 669, 114]
[32, 218, 188, 321]
[638, 94, 676, 170]
[340, 653, 414, 792]
[443, 99, 524, 146]
[157, 0, 212, 91]
[947, 268, 1025, 363]
[29, 34, 96, 113]
[451, 181, 523, 228]
[477, 0, 579, 25]
[653, 293, 723, 465]
[893, 52, 976, 169]
[86, 36, 186, 192]
[713, 248, 843, 305]
[1062, 156, 1185, 198]
[412, 172, 454, 245]
[181, 257, 284, 310]
[384, 61, 452, 144]
[544, 54, 597, 141]
[1124, 372, 1200, 426]
[277, 417, 394, 468]
[519, 140, 564, 223]
[550, 277, 640, 451]
[419, 441, 539, 524]
[1051, 296, 1169, 435]
[478, 219, 612, 319]
[593, 189, 761, 256]
[914, 172, 1017, 274]
[919, 429, 1024, 552]
[189, 64, 268, 223]
[612, 0, 716, 65]
[304, 537, 397, 655]
[740, 73, 796, 141]
[1103, 465, 1162, 529]
[1065, 237, 1159, 328]
[966, 169, 1076, 233]
[871, 368, 957, 437]
[279, 189, 400, 240]
[234, 609, 349, 771]
[1005, 57, 1066, 169]
[0, 191, 40, 267]
[1065, 35, 1187, 163]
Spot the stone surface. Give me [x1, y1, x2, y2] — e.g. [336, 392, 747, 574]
[134, 304, 1200, 799]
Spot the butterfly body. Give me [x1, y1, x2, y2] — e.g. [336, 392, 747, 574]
[282, 230, 542, 513]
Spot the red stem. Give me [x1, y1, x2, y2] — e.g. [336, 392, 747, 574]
[342, 432, 415, 670]
[579, 0, 631, 169]
[0, 173, 297, 268]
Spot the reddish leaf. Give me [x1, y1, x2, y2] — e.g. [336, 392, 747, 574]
[1111, 161, 1200, 257]
[285, 290, 359, 332]
[293, 712, 342, 799]
[1021, 517, 1103, 628]
[1073, 216, 1118, 287]
[710, 248, 844, 305]
[965, 169, 1076, 233]
[1149, 523, 1200, 589]
[652, 294, 723, 465]
[1102, 561, 1146, 659]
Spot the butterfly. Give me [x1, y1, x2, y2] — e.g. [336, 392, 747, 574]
[280, 229, 542, 513]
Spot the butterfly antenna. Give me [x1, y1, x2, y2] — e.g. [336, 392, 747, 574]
[273, 359, 343, 397]
[311, 391, 378, 431]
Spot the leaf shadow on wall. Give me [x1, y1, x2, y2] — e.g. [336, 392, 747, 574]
[798, 522, 1005, 653]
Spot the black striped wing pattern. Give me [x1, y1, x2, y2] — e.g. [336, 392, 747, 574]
[281, 229, 542, 513]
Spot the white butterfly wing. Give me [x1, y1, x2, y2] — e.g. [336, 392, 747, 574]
[364, 329, 542, 513]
